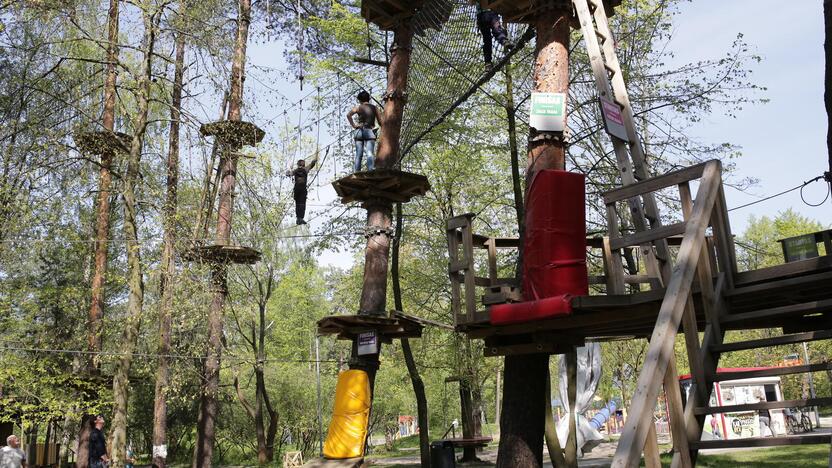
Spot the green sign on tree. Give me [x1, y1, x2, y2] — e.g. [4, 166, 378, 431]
[529, 92, 566, 132]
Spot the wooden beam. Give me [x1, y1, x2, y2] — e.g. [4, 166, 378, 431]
[690, 434, 832, 450]
[603, 162, 708, 204]
[609, 222, 688, 251]
[712, 330, 832, 353]
[734, 255, 832, 286]
[720, 298, 832, 324]
[712, 362, 832, 381]
[612, 161, 721, 468]
[695, 397, 832, 415]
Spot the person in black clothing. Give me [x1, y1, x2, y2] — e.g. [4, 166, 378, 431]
[471, 1, 513, 67]
[286, 157, 317, 225]
[88, 415, 108, 468]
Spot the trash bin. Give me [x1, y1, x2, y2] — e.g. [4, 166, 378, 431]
[430, 440, 456, 468]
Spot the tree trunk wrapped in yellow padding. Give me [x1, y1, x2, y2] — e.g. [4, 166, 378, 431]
[323, 369, 371, 459]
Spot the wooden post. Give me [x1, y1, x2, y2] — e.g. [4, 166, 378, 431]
[497, 6, 571, 467]
[195, 1, 252, 467]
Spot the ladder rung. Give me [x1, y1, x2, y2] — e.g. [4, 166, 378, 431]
[595, 28, 607, 44]
[448, 260, 471, 273]
[712, 330, 832, 353]
[712, 362, 832, 382]
[604, 62, 616, 76]
[691, 434, 831, 450]
[695, 397, 832, 415]
[722, 298, 832, 324]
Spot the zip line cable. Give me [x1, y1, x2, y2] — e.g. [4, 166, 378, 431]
[727, 175, 828, 212]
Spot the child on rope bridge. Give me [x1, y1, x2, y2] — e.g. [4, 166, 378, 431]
[346, 90, 382, 172]
[470, 1, 513, 69]
[286, 155, 317, 225]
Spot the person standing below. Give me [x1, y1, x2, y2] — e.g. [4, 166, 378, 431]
[346, 90, 382, 172]
[470, 1, 513, 69]
[89, 416, 108, 468]
[286, 156, 318, 225]
[0, 435, 26, 468]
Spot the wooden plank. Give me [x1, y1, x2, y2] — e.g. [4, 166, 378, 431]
[612, 161, 721, 468]
[603, 162, 708, 204]
[610, 222, 687, 250]
[663, 357, 692, 467]
[712, 330, 832, 353]
[462, 221, 477, 319]
[734, 255, 832, 286]
[486, 238, 498, 284]
[695, 397, 832, 415]
[728, 269, 832, 298]
[691, 434, 831, 450]
[603, 236, 626, 294]
[712, 362, 832, 381]
[721, 298, 832, 324]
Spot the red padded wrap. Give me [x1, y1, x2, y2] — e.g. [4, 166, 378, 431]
[490, 170, 588, 326]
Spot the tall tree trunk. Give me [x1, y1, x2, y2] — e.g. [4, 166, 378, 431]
[108, 7, 158, 468]
[195, 1, 252, 466]
[78, 0, 120, 466]
[497, 7, 571, 468]
[391, 202, 430, 467]
[152, 3, 187, 467]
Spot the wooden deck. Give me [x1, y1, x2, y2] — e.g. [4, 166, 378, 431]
[461, 253, 832, 355]
[331, 169, 430, 204]
[481, 0, 622, 23]
[182, 244, 262, 265]
[317, 313, 423, 342]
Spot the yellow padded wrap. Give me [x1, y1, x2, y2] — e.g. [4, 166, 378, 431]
[323, 369, 371, 459]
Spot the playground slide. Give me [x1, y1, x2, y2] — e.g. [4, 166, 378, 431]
[322, 370, 371, 459]
[590, 400, 617, 431]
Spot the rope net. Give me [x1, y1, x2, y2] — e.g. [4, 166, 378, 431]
[395, 1, 532, 162]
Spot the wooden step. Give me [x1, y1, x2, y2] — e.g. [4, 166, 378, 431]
[712, 362, 832, 382]
[721, 298, 832, 324]
[712, 330, 832, 353]
[695, 397, 832, 415]
[691, 434, 831, 450]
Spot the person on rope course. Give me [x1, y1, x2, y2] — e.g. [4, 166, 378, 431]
[346, 90, 382, 172]
[471, 1, 513, 69]
[286, 155, 318, 225]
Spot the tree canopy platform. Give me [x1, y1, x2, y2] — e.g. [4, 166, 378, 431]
[74, 130, 132, 155]
[182, 244, 262, 265]
[316, 313, 423, 342]
[199, 120, 265, 148]
[361, 0, 452, 32]
[480, 0, 622, 23]
[331, 169, 430, 204]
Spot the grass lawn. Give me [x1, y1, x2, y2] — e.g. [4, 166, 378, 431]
[661, 445, 831, 467]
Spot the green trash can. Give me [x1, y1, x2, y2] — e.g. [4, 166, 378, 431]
[430, 440, 456, 468]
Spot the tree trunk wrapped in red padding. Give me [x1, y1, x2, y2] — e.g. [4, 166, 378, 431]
[490, 170, 587, 325]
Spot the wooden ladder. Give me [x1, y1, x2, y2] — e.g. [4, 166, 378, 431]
[575, 0, 832, 465]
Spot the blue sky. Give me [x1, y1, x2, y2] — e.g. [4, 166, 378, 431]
[668, 0, 831, 233]
[242, 1, 832, 269]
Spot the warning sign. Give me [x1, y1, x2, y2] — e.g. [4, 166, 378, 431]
[600, 97, 629, 142]
[357, 331, 378, 356]
[529, 92, 566, 132]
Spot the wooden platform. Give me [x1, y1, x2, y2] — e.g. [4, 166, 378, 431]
[361, 0, 452, 33]
[317, 313, 423, 342]
[331, 169, 430, 204]
[460, 253, 832, 356]
[74, 131, 132, 155]
[481, 0, 622, 24]
[199, 120, 265, 148]
[182, 244, 262, 265]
